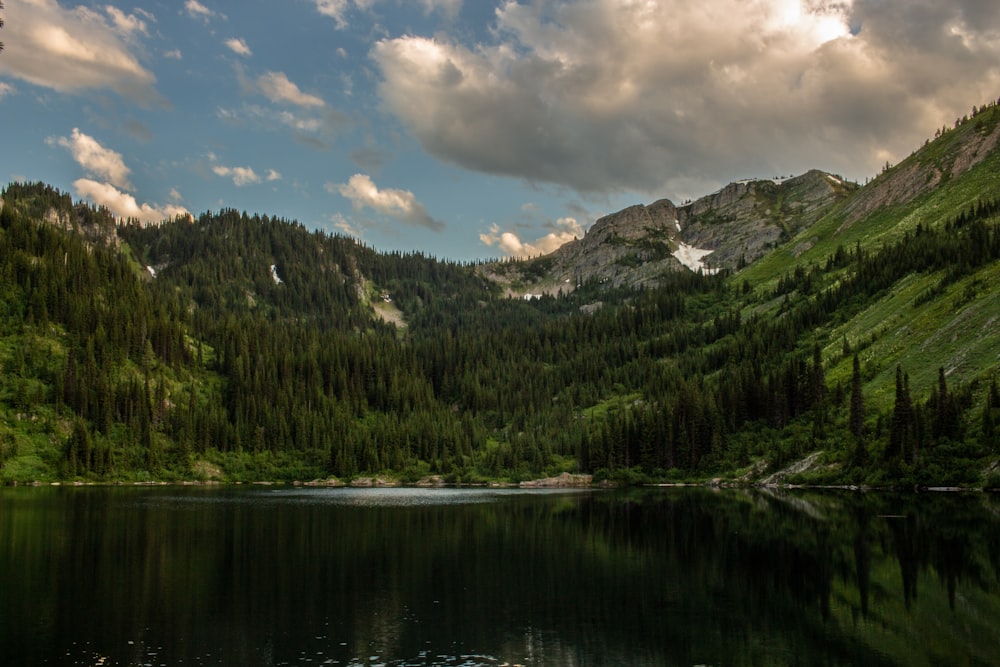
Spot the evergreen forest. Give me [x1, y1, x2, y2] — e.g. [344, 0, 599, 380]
[2, 102, 1000, 487]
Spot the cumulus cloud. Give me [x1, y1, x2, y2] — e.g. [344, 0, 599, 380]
[0, 0, 162, 104]
[372, 0, 1000, 197]
[225, 37, 252, 57]
[330, 174, 445, 231]
[256, 71, 325, 107]
[480, 216, 583, 257]
[73, 179, 190, 225]
[0, 82, 14, 99]
[47, 129, 189, 224]
[212, 165, 261, 186]
[50, 128, 133, 190]
[266, 169, 282, 182]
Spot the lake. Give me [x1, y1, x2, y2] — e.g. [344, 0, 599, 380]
[1, 486, 999, 666]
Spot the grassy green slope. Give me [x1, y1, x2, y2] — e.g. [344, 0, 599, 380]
[737, 108, 1000, 410]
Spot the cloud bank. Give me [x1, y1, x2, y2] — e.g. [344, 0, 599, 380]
[373, 0, 1000, 197]
[73, 179, 190, 225]
[480, 216, 583, 257]
[0, 0, 162, 104]
[49, 128, 188, 224]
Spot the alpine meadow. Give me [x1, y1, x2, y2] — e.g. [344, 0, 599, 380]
[2, 101, 1000, 488]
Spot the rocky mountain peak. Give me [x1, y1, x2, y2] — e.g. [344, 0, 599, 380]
[486, 169, 854, 296]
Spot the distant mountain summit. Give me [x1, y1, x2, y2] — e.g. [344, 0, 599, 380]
[485, 169, 855, 295]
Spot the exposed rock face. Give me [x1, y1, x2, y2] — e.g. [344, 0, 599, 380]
[678, 170, 851, 268]
[44, 206, 122, 249]
[487, 169, 853, 294]
[538, 199, 684, 290]
[519, 472, 593, 488]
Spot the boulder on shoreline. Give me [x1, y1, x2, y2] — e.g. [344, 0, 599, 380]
[519, 472, 593, 488]
[349, 476, 399, 487]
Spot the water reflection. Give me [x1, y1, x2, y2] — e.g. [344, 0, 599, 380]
[1, 487, 998, 666]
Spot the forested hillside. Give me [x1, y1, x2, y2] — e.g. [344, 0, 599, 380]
[2, 103, 999, 487]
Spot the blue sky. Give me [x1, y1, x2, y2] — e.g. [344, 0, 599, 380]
[1, 1, 999, 261]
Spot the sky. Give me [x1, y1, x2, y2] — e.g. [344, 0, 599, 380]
[1, 1, 999, 262]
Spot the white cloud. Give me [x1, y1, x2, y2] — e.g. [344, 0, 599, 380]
[480, 217, 582, 257]
[50, 128, 132, 190]
[104, 6, 149, 38]
[266, 169, 282, 182]
[212, 165, 261, 186]
[73, 178, 190, 225]
[256, 71, 325, 107]
[330, 212, 365, 239]
[0, 82, 14, 99]
[314, 0, 377, 28]
[330, 174, 444, 231]
[0, 0, 162, 104]
[225, 37, 252, 57]
[164, 49, 183, 60]
[314, 0, 349, 29]
[373, 0, 1000, 196]
[185, 0, 215, 21]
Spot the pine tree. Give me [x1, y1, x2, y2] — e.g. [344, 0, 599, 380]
[983, 377, 999, 447]
[850, 354, 866, 467]
[888, 366, 914, 467]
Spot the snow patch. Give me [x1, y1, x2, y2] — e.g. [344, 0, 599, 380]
[826, 174, 842, 185]
[146, 266, 156, 278]
[674, 218, 681, 231]
[270, 264, 283, 284]
[673, 242, 718, 274]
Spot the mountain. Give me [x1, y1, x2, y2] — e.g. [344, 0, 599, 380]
[484, 169, 856, 294]
[1, 101, 999, 487]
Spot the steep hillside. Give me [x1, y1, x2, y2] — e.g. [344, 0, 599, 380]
[738, 104, 1000, 409]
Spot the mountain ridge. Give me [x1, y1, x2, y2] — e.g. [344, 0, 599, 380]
[485, 168, 856, 295]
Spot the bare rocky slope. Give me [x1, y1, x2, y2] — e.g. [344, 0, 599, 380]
[485, 169, 857, 295]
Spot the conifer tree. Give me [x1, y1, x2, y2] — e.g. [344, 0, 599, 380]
[983, 377, 999, 447]
[850, 354, 866, 467]
[888, 366, 914, 467]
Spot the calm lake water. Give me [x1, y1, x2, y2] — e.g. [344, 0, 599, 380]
[1, 486, 999, 666]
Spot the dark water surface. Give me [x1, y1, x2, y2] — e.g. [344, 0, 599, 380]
[2, 486, 999, 666]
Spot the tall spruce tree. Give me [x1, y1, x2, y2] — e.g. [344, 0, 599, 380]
[888, 366, 915, 467]
[850, 354, 866, 467]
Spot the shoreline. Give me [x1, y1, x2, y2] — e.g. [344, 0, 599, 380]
[6, 477, 996, 493]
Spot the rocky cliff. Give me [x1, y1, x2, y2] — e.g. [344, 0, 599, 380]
[487, 169, 855, 294]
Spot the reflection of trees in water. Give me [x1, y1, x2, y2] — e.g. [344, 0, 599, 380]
[3, 488, 1000, 665]
[581, 489, 1000, 664]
